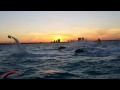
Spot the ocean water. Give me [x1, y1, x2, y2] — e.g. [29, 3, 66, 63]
[0, 40, 120, 79]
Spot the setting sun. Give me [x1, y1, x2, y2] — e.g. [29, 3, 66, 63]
[0, 11, 120, 43]
[53, 35, 63, 42]
[55, 35, 62, 40]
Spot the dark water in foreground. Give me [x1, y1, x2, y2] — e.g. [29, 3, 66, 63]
[0, 40, 120, 79]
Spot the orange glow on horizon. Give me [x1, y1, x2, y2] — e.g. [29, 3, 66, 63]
[53, 35, 64, 42]
[0, 27, 120, 43]
[0, 34, 120, 43]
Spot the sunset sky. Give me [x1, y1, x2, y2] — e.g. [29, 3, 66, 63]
[0, 11, 120, 43]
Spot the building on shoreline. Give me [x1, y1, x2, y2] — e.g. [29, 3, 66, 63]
[78, 37, 84, 41]
[53, 39, 60, 43]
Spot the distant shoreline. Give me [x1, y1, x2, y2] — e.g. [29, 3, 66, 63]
[0, 42, 69, 45]
[0, 40, 120, 45]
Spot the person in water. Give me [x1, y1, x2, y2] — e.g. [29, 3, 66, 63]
[98, 38, 101, 44]
[75, 48, 86, 53]
[58, 46, 66, 49]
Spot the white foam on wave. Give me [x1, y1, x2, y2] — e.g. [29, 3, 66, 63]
[66, 40, 99, 50]
[66, 40, 120, 56]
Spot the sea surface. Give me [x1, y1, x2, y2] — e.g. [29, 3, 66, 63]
[0, 40, 120, 79]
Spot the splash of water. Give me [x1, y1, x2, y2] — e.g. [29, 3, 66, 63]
[66, 40, 98, 50]
[8, 35, 26, 54]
